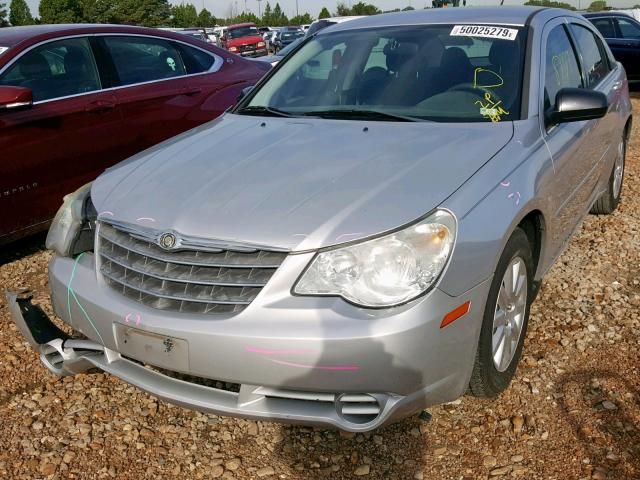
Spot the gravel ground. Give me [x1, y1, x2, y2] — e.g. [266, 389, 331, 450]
[1, 100, 639, 480]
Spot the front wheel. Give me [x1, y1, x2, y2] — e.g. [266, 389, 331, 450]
[590, 134, 626, 215]
[469, 227, 533, 398]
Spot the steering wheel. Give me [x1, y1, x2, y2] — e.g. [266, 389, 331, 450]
[447, 83, 504, 106]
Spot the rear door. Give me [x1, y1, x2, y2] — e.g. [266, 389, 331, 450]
[612, 16, 640, 81]
[0, 36, 123, 240]
[99, 35, 194, 155]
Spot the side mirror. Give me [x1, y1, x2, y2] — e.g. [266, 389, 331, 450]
[236, 85, 254, 103]
[546, 88, 608, 126]
[0, 86, 33, 111]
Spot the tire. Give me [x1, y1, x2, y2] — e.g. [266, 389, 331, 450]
[469, 227, 533, 398]
[590, 134, 626, 215]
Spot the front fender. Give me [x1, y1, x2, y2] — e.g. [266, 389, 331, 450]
[439, 119, 554, 297]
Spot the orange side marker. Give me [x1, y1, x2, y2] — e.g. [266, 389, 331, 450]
[440, 301, 471, 329]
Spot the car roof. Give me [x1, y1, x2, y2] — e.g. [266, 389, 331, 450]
[323, 6, 547, 34]
[582, 11, 633, 18]
[0, 23, 201, 48]
[228, 23, 256, 28]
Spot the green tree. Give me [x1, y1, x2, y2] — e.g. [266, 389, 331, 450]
[0, 1, 8, 26]
[114, 0, 170, 26]
[350, 2, 380, 15]
[172, 3, 197, 27]
[9, 0, 34, 25]
[335, 2, 350, 15]
[39, 0, 83, 23]
[587, 0, 608, 11]
[79, 0, 118, 23]
[272, 2, 287, 24]
[523, 0, 575, 10]
[197, 8, 215, 27]
[318, 6, 330, 18]
[262, 1, 272, 24]
[289, 12, 312, 25]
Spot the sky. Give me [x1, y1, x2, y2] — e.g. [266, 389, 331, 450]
[21, 0, 640, 24]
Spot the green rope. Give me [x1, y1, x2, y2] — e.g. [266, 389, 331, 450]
[68, 253, 105, 345]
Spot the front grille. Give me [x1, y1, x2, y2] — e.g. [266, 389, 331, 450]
[97, 222, 287, 315]
[238, 44, 255, 53]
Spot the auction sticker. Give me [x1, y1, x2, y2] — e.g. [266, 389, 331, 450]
[0, 47, 8, 56]
[451, 25, 518, 41]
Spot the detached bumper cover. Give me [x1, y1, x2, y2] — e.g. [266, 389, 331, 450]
[6, 252, 491, 431]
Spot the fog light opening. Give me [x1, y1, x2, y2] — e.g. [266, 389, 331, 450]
[335, 393, 382, 425]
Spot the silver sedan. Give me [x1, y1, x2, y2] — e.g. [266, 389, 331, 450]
[9, 6, 632, 432]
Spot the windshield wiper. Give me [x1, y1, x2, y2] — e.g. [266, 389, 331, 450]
[236, 106, 296, 118]
[301, 109, 426, 122]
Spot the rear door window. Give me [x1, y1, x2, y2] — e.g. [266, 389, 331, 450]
[103, 36, 187, 86]
[590, 18, 616, 39]
[615, 17, 640, 39]
[0, 37, 100, 102]
[176, 43, 215, 74]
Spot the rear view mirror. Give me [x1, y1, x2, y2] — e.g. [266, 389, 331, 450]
[0, 86, 33, 111]
[546, 88, 608, 126]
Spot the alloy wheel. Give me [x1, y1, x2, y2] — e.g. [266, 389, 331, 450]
[613, 138, 625, 199]
[492, 256, 528, 372]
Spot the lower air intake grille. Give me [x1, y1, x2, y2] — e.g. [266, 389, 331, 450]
[97, 222, 287, 315]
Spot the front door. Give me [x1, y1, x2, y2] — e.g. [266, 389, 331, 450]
[0, 36, 123, 241]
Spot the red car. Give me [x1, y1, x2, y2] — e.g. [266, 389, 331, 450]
[0, 24, 270, 245]
[221, 23, 268, 57]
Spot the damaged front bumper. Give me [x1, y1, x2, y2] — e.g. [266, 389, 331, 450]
[6, 251, 491, 431]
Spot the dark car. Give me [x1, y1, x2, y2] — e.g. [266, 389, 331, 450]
[273, 29, 304, 52]
[584, 12, 640, 82]
[0, 24, 270, 245]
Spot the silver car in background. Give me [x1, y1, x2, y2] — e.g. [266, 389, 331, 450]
[8, 7, 631, 432]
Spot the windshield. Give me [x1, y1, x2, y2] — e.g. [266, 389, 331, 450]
[242, 25, 527, 123]
[281, 31, 304, 41]
[228, 26, 259, 39]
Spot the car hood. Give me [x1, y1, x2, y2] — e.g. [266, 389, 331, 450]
[92, 114, 513, 251]
[227, 35, 263, 47]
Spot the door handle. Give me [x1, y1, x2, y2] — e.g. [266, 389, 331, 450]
[181, 87, 202, 96]
[85, 100, 115, 113]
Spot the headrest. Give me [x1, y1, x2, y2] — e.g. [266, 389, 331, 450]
[441, 47, 471, 67]
[64, 48, 87, 75]
[384, 42, 419, 73]
[489, 41, 518, 69]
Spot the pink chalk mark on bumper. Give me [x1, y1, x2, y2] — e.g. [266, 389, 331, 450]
[245, 346, 318, 356]
[269, 358, 360, 371]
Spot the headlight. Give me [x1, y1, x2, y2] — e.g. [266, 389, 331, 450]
[294, 210, 456, 307]
[257, 41, 266, 47]
[229, 46, 238, 52]
[46, 183, 96, 257]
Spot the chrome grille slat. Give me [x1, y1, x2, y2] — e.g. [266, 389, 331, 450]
[100, 248, 270, 287]
[98, 222, 286, 315]
[99, 223, 286, 268]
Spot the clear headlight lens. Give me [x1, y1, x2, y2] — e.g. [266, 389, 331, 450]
[46, 183, 93, 257]
[294, 210, 456, 307]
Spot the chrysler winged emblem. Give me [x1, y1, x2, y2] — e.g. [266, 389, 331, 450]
[159, 232, 177, 250]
